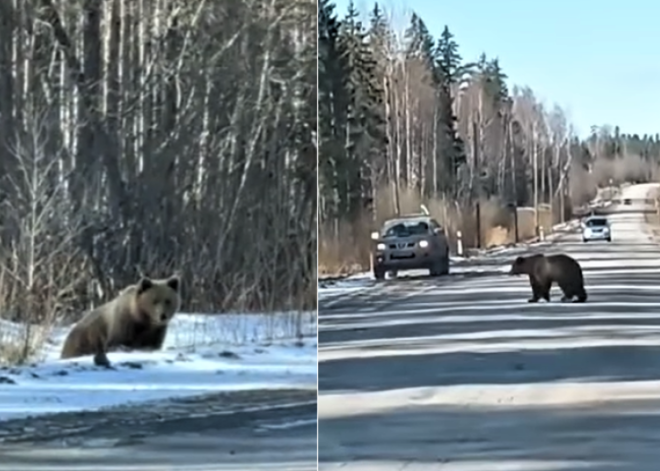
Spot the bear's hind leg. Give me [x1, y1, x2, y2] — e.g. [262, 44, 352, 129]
[573, 286, 588, 303]
[557, 280, 574, 303]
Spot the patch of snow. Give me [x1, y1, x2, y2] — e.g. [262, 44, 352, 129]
[318, 273, 374, 297]
[0, 311, 317, 422]
[255, 417, 318, 431]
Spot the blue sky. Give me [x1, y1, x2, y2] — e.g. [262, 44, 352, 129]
[330, 0, 660, 138]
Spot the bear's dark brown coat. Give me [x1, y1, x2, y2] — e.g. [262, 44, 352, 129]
[509, 253, 587, 303]
[60, 275, 181, 368]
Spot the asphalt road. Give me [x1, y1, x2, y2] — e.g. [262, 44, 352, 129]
[318, 183, 660, 471]
[0, 388, 317, 470]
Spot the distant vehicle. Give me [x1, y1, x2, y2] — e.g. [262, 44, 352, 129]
[370, 214, 450, 280]
[581, 216, 612, 243]
[624, 198, 632, 205]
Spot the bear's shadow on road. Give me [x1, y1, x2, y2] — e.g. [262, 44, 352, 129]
[318, 399, 660, 469]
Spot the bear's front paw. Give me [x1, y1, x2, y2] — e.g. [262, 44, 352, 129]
[527, 298, 539, 303]
[93, 352, 112, 369]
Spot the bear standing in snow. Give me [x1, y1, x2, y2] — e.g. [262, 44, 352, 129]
[60, 275, 181, 368]
[509, 254, 587, 303]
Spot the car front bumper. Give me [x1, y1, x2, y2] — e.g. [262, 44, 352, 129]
[582, 230, 610, 240]
[372, 250, 444, 270]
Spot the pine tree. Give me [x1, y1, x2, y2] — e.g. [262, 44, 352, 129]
[433, 25, 466, 195]
[318, 0, 347, 221]
[435, 26, 463, 84]
[336, 0, 386, 219]
[483, 58, 508, 108]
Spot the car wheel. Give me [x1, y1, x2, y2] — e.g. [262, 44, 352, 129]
[441, 256, 450, 275]
[607, 237, 612, 242]
[429, 259, 445, 277]
[582, 238, 587, 243]
[373, 267, 386, 280]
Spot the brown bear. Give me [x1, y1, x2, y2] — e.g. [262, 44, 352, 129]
[60, 275, 181, 368]
[509, 253, 587, 303]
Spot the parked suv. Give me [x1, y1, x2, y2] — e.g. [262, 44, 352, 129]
[581, 216, 612, 242]
[370, 214, 450, 280]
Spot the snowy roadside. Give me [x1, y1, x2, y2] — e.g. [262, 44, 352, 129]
[0, 311, 317, 422]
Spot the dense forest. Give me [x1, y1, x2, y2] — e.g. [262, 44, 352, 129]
[0, 0, 317, 340]
[318, 0, 660, 273]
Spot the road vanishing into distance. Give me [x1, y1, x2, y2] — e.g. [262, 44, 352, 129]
[0, 388, 317, 470]
[319, 183, 660, 471]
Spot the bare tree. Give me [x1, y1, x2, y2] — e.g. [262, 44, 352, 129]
[0, 0, 317, 362]
[0, 107, 88, 363]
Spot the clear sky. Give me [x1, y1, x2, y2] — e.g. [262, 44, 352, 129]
[329, 0, 660, 138]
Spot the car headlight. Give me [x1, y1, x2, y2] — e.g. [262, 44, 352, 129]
[419, 240, 429, 248]
[376, 243, 386, 251]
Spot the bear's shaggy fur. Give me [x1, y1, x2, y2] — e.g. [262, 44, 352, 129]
[509, 253, 587, 303]
[60, 275, 181, 368]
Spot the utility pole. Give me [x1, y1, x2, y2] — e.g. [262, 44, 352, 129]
[472, 119, 481, 249]
[532, 121, 539, 235]
[507, 112, 519, 243]
[556, 138, 573, 222]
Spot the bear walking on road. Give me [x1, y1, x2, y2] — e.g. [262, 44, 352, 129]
[509, 254, 587, 303]
[60, 275, 181, 368]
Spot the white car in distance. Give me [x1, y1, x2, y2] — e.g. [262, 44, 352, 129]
[581, 216, 612, 243]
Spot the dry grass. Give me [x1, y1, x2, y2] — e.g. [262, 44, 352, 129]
[0, 321, 53, 366]
[644, 186, 660, 240]
[169, 311, 318, 349]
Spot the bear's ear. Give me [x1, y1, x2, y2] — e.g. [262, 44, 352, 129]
[137, 277, 154, 294]
[166, 275, 180, 292]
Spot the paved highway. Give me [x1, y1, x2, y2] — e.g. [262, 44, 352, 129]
[319, 183, 660, 471]
[0, 388, 317, 470]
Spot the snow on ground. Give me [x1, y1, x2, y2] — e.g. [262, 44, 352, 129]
[0, 311, 317, 422]
[318, 273, 374, 299]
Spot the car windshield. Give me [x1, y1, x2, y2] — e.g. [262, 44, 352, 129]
[382, 221, 429, 238]
[586, 218, 608, 227]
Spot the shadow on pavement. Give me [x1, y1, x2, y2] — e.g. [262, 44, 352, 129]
[319, 399, 660, 469]
[319, 343, 660, 393]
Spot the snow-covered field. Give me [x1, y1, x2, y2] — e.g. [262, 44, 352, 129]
[0, 311, 317, 422]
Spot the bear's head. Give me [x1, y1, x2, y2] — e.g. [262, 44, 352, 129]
[135, 275, 181, 326]
[509, 256, 529, 275]
[509, 254, 544, 275]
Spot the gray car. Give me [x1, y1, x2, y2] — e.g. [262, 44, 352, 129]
[370, 215, 450, 280]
